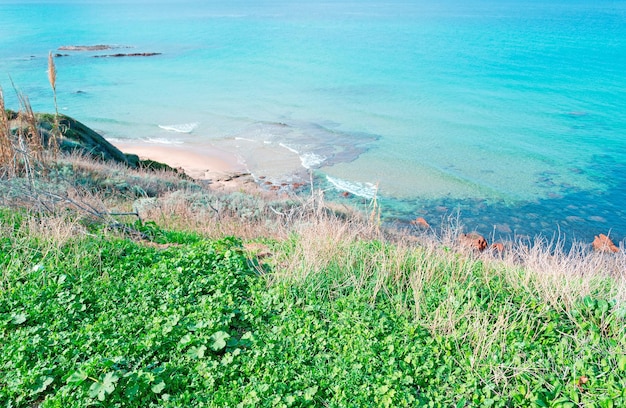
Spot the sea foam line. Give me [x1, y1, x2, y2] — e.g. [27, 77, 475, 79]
[158, 122, 198, 133]
[279, 143, 326, 169]
[326, 175, 376, 199]
[144, 137, 184, 145]
[300, 152, 326, 169]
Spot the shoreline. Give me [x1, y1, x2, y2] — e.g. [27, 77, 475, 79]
[112, 139, 312, 195]
[111, 140, 623, 250]
[112, 140, 246, 180]
[111, 140, 261, 192]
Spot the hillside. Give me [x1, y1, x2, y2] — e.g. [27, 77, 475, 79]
[1, 113, 625, 407]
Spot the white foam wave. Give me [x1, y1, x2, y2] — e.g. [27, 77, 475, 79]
[326, 175, 377, 199]
[158, 122, 198, 133]
[279, 142, 299, 155]
[234, 137, 260, 143]
[300, 152, 326, 169]
[278, 143, 325, 169]
[144, 137, 184, 145]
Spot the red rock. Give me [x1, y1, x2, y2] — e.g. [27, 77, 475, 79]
[459, 233, 488, 251]
[410, 217, 430, 229]
[592, 234, 619, 253]
[341, 191, 351, 198]
[491, 242, 505, 252]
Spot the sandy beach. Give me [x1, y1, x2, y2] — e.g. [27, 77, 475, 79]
[112, 136, 314, 195]
[111, 140, 259, 191]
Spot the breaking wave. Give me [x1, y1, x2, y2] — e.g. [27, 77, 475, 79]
[326, 175, 377, 199]
[232, 121, 379, 171]
[143, 137, 184, 145]
[158, 122, 198, 133]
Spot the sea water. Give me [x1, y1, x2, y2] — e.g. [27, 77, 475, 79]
[1, 0, 625, 244]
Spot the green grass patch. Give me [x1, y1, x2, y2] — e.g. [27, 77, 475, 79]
[1, 215, 625, 407]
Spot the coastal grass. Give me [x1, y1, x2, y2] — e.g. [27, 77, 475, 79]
[3, 55, 625, 408]
[1, 185, 625, 407]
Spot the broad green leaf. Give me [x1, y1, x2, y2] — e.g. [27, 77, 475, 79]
[152, 380, 166, 394]
[304, 386, 318, 401]
[597, 299, 609, 315]
[186, 345, 207, 359]
[179, 333, 192, 346]
[66, 370, 88, 384]
[583, 296, 595, 309]
[618, 355, 626, 372]
[89, 372, 118, 401]
[209, 331, 230, 351]
[11, 313, 27, 325]
[32, 376, 54, 394]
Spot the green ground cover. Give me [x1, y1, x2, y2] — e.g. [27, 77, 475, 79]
[1, 210, 625, 407]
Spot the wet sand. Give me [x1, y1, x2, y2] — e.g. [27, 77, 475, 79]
[112, 137, 314, 194]
[111, 141, 257, 191]
[112, 141, 245, 179]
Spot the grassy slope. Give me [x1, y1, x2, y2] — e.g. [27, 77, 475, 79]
[1, 206, 625, 407]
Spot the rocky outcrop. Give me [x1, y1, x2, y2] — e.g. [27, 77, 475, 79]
[410, 217, 430, 229]
[59, 45, 122, 51]
[490, 242, 505, 252]
[592, 234, 619, 253]
[459, 232, 488, 251]
[36, 113, 139, 168]
[94, 53, 162, 58]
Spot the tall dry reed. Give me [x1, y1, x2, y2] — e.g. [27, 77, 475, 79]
[0, 55, 62, 179]
[0, 87, 15, 175]
[47, 51, 60, 153]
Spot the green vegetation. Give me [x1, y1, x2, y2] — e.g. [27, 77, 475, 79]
[1, 62, 625, 406]
[1, 202, 625, 407]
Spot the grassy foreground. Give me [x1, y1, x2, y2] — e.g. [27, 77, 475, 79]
[1, 193, 625, 407]
[2, 60, 625, 406]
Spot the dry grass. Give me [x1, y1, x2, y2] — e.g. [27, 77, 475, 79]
[6, 145, 624, 316]
[47, 52, 60, 153]
[1, 62, 62, 179]
[0, 88, 15, 175]
[0, 91, 47, 179]
[498, 237, 626, 312]
[263, 202, 626, 318]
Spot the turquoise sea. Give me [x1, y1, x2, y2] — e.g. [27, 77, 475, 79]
[1, 0, 625, 244]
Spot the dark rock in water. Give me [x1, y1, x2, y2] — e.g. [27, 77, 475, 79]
[59, 45, 119, 51]
[93, 53, 162, 58]
[54, 53, 70, 58]
[36, 113, 139, 168]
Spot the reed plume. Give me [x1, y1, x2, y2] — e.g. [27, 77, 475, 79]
[47, 51, 56, 92]
[47, 51, 60, 154]
[16, 92, 43, 162]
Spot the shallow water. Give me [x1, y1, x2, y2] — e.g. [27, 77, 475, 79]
[1, 0, 625, 244]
